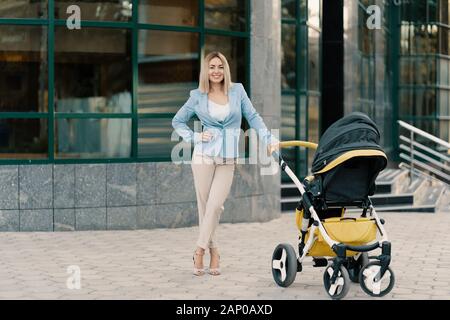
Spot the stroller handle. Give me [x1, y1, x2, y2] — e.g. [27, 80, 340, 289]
[280, 140, 318, 150]
[271, 141, 318, 165]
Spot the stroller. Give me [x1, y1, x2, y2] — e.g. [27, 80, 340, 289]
[270, 112, 395, 300]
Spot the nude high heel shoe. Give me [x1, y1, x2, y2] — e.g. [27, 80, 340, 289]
[193, 250, 205, 276]
[208, 249, 221, 276]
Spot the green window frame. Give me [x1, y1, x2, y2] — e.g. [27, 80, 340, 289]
[0, 0, 251, 164]
[396, 0, 450, 144]
[281, 0, 322, 179]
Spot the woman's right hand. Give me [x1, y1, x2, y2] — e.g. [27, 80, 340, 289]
[200, 131, 213, 142]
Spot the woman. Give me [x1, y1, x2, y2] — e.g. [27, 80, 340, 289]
[172, 52, 279, 276]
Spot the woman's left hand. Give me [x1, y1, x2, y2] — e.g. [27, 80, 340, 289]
[267, 142, 280, 156]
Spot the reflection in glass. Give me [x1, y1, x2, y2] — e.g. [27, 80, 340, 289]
[281, 94, 296, 180]
[138, 30, 199, 114]
[428, 0, 438, 22]
[0, 26, 48, 112]
[205, 0, 247, 32]
[282, 0, 296, 19]
[54, 27, 132, 113]
[440, 59, 449, 85]
[0, 0, 47, 18]
[282, 24, 296, 90]
[399, 89, 413, 115]
[139, 0, 198, 26]
[400, 59, 413, 84]
[308, 95, 319, 169]
[414, 1, 427, 23]
[138, 118, 191, 158]
[205, 35, 247, 86]
[440, 0, 449, 23]
[308, 28, 320, 91]
[0, 119, 47, 159]
[414, 58, 429, 85]
[56, 118, 131, 158]
[439, 90, 449, 116]
[440, 26, 448, 54]
[55, 0, 132, 21]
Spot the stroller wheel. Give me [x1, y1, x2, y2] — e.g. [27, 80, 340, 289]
[271, 243, 297, 287]
[359, 261, 395, 297]
[347, 253, 369, 283]
[323, 264, 351, 300]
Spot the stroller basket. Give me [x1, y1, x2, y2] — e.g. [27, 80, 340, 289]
[296, 208, 377, 257]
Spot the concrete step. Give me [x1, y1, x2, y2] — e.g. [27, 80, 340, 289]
[373, 204, 437, 213]
[281, 183, 300, 198]
[369, 193, 414, 206]
[280, 168, 448, 213]
[374, 169, 409, 195]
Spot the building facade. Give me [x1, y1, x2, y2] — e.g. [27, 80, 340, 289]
[0, 0, 448, 231]
[0, 0, 281, 231]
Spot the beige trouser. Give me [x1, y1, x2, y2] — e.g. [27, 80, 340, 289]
[191, 153, 235, 249]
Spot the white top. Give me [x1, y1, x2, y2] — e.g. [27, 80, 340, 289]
[207, 99, 230, 122]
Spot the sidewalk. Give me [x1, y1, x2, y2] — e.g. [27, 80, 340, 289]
[0, 210, 449, 300]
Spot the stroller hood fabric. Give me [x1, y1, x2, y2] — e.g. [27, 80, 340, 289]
[311, 112, 385, 173]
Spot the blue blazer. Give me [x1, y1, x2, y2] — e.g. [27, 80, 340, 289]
[172, 83, 278, 159]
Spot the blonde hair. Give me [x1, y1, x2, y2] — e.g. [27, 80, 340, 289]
[198, 51, 232, 94]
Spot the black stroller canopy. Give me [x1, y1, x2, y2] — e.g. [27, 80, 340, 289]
[311, 112, 385, 174]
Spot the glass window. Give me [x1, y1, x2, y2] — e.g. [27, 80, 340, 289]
[56, 118, 131, 158]
[401, 1, 412, 22]
[414, 120, 438, 136]
[281, 94, 296, 180]
[138, 118, 190, 158]
[138, 0, 199, 27]
[414, 58, 428, 85]
[440, 0, 449, 23]
[439, 26, 449, 54]
[204, 0, 247, 32]
[413, 88, 426, 116]
[429, 57, 437, 84]
[400, 59, 413, 84]
[307, 95, 319, 168]
[413, 0, 428, 23]
[439, 90, 449, 116]
[444, 59, 450, 86]
[299, 25, 308, 90]
[281, 94, 296, 141]
[428, 24, 439, 54]
[299, 0, 307, 20]
[0, 0, 47, 18]
[0, 118, 47, 159]
[400, 24, 412, 54]
[205, 34, 247, 85]
[308, 28, 320, 92]
[0, 25, 48, 112]
[138, 30, 199, 114]
[54, 27, 132, 113]
[399, 89, 413, 115]
[425, 89, 436, 116]
[412, 25, 429, 54]
[282, 0, 296, 19]
[55, 0, 132, 21]
[282, 24, 296, 90]
[439, 120, 449, 143]
[428, 0, 438, 23]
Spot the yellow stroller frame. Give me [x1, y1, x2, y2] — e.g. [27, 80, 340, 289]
[271, 141, 395, 300]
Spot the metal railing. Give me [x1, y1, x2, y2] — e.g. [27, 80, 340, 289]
[398, 120, 450, 185]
